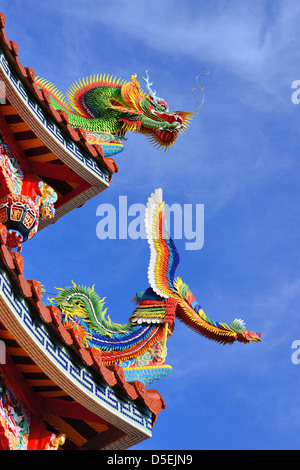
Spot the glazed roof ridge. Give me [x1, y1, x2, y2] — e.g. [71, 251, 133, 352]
[0, 222, 166, 424]
[0, 11, 118, 179]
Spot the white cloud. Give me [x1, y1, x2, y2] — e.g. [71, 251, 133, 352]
[49, 0, 300, 98]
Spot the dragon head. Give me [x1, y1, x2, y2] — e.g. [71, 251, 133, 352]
[115, 71, 193, 150]
[135, 71, 193, 150]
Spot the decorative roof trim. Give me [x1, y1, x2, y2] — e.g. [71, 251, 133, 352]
[0, 50, 109, 187]
[0, 223, 165, 449]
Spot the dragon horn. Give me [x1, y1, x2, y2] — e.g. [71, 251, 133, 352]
[142, 70, 164, 105]
[142, 70, 155, 98]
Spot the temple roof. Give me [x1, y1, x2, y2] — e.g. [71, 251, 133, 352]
[0, 222, 166, 449]
[0, 11, 166, 450]
[0, 11, 118, 178]
[0, 11, 119, 233]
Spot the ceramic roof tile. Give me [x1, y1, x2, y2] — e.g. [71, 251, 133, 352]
[0, 12, 6, 28]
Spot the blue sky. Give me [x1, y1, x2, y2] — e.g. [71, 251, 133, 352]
[2, 0, 300, 450]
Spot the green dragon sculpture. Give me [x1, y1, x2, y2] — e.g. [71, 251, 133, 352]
[50, 189, 261, 385]
[36, 71, 192, 157]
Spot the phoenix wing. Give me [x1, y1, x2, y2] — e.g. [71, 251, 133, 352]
[143, 189, 261, 344]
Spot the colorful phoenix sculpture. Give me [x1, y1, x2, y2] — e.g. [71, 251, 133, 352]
[51, 189, 261, 385]
[36, 71, 192, 157]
